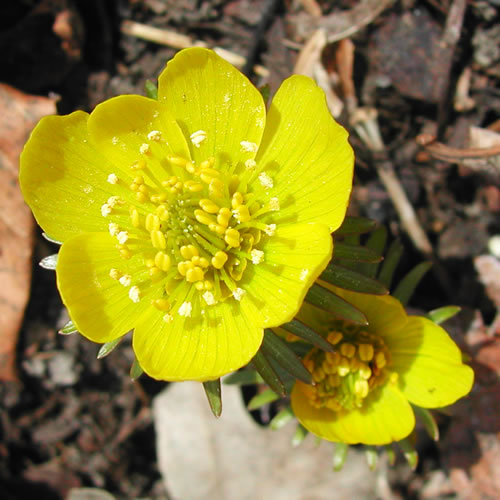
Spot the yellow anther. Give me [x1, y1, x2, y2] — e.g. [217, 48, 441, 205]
[325, 351, 340, 365]
[354, 380, 369, 399]
[167, 155, 188, 166]
[129, 208, 140, 227]
[109, 268, 122, 280]
[199, 257, 209, 268]
[209, 178, 224, 198]
[174, 181, 183, 191]
[337, 357, 351, 377]
[304, 358, 315, 373]
[154, 251, 171, 272]
[233, 205, 251, 222]
[327, 331, 343, 345]
[133, 175, 144, 184]
[184, 180, 203, 192]
[138, 184, 148, 194]
[350, 357, 360, 371]
[164, 280, 176, 295]
[145, 258, 155, 268]
[389, 372, 399, 384]
[194, 209, 214, 226]
[152, 298, 171, 312]
[131, 159, 146, 170]
[199, 198, 220, 214]
[191, 255, 200, 266]
[200, 167, 220, 182]
[322, 361, 336, 375]
[231, 192, 244, 208]
[375, 351, 386, 368]
[119, 247, 132, 260]
[209, 223, 226, 235]
[136, 192, 147, 203]
[359, 363, 372, 380]
[312, 367, 325, 382]
[224, 228, 241, 248]
[149, 266, 163, 280]
[217, 207, 231, 227]
[150, 230, 166, 249]
[340, 343, 356, 358]
[328, 374, 341, 388]
[195, 281, 205, 291]
[203, 279, 213, 290]
[200, 157, 215, 169]
[326, 399, 342, 411]
[186, 267, 205, 283]
[211, 250, 228, 269]
[130, 182, 139, 192]
[177, 261, 194, 276]
[156, 205, 169, 221]
[358, 343, 374, 362]
[145, 213, 161, 232]
[185, 161, 196, 174]
[180, 245, 198, 259]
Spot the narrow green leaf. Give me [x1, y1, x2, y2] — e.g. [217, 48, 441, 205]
[58, 320, 77, 335]
[333, 442, 349, 471]
[258, 84, 270, 105]
[269, 407, 294, 430]
[393, 261, 432, 306]
[261, 330, 312, 385]
[377, 239, 403, 288]
[247, 388, 280, 411]
[305, 284, 368, 325]
[291, 423, 308, 447]
[39, 254, 58, 270]
[281, 319, 333, 352]
[365, 447, 378, 470]
[203, 379, 222, 418]
[398, 437, 418, 470]
[385, 445, 396, 466]
[413, 405, 439, 441]
[357, 226, 387, 278]
[251, 351, 286, 396]
[336, 216, 377, 235]
[144, 80, 158, 99]
[97, 337, 123, 359]
[130, 357, 144, 380]
[334, 242, 383, 263]
[320, 264, 389, 295]
[42, 233, 62, 245]
[428, 306, 461, 325]
[223, 370, 264, 386]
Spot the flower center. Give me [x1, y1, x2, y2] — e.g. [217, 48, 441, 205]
[302, 327, 393, 412]
[101, 131, 279, 322]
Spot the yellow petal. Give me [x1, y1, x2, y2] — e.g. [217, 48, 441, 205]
[57, 232, 156, 343]
[133, 294, 263, 382]
[158, 47, 266, 166]
[20, 111, 114, 241]
[243, 223, 333, 328]
[291, 381, 415, 445]
[252, 75, 354, 232]
[87, 94, 191, 177]
[390, 317, 474, 408]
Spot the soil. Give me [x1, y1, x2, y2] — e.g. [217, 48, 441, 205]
[0, 1, 499, 499]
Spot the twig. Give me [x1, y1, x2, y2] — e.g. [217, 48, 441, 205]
[121, 20, 269, 78]
[351, 108, 434, 257]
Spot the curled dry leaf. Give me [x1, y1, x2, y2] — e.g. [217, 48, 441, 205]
[0, 84, 57, 381]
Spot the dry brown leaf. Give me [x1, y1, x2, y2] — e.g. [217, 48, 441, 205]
[0, 84, 57, 381]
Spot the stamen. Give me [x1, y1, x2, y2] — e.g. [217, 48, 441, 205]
[129, 286, 141, 303]
[202, 291, 216, 305]
[140, 143, 150, 155]
[232, 288, 245, 301]
[251, 249, 264, 264]
[258, 172, 274, 189]
[147, 130, 162, 142]
[178, 301, 192, 317]
[190, 130, 207, 148]
[119, 274, 132, 286]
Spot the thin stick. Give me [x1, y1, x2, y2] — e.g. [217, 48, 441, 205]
[121, 20, 269, 78]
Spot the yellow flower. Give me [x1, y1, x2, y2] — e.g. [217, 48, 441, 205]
[20, 48, 354, 382]
[291, 285, 474, 445]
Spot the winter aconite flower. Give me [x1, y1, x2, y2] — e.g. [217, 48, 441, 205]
[20, 48, 354, 381]
[291, 285, 474, 445]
